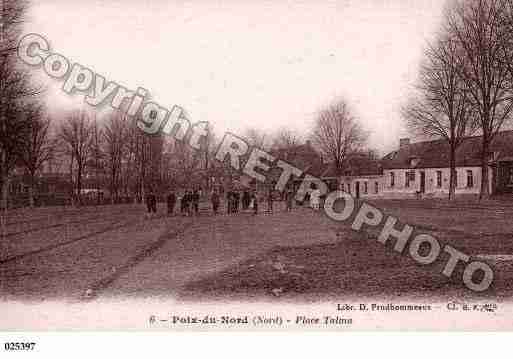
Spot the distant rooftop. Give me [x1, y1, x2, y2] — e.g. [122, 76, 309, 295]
[381, 130, 513, 169]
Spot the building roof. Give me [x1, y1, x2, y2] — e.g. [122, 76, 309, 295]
[381, 130, 513, 170]
[268, 141, 324, 179]
[320, 155, 382, 178]
[268, 141, 383, 180]
[270, 141, 321, 169]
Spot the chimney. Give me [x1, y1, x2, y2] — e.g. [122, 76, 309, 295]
[399, 138, 410, 149]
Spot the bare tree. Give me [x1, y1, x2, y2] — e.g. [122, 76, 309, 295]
[59, 110, 92, 205]
[403, 34, 478, 200]
[164, 138, 202, 189]
[89, 116, 104, 204]
[201, 122, 217, 190]
[447, 0, 513, 199]
[103, 111, 127, 203]
[123, 117, 164, 201]
[133, 124, 151, 201]
[0, 0, 40, 210]
[122, 119, 141, 200]
[20, 104, 53, 207]
[244, 127, 270, 150]
[271, 127, 303, 160]
[312, 99, 367, 176]
[502, 0, 513, 68]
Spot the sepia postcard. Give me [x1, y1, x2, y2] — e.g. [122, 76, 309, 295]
[2, 0, 513, 339]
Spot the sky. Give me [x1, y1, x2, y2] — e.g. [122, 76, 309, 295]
[24, 0, 447, 154]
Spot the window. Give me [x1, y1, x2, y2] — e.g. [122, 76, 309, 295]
[375, 182, 379, 194]
[390, 172, 395, 187]
[364, 182, 368, 194]
[467, 170, 474, 188]
[436, 171, 442, 188]
[406, 171, 415, 188]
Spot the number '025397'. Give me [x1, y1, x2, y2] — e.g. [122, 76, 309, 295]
[4, 342, 36, 351]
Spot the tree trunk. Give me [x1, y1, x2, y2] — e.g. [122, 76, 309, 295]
[28, 173, 35, 208]
[77, 163, 83, 206]
[112, 169, 119, 203]
[69, 153, 75, 207]
[110, 167, 115, 204]
[449, 144, 456, 201]
[95, 166, 100, 206]
[480, 140, 491, 200]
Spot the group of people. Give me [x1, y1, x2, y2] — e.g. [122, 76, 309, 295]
[163, 189, 201, 216]
[225, 190, 255, 214]
[146, 187, 303, 217]
[222, 188, 296, 215]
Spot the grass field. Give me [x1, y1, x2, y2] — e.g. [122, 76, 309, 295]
[1, 198, 512, 302]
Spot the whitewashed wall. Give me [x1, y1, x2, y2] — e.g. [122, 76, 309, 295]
[338, 175, 385, 199]
[381, 166, 490, 198]
[335, 166, 495, 199]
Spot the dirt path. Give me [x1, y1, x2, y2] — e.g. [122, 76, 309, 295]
[101, 208, 337, 300]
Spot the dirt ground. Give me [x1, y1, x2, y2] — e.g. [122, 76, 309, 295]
[181, 198, 513, 302]
[1, 198, 512, 303]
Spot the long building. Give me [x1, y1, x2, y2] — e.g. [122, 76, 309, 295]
[379, 131, 513, 199]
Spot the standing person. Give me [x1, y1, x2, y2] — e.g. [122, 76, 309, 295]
[145, 190, 153, 215]
[226, 190, 232, 214]
[304, 192, 310, 206]
[242, 190, 250, 210]
[267, 189, 273, 214]
[148, 189, 157, 215]
[251, 190, 258, 215]
[182, 191, 189, 216]
[167, 190, 176, 215]
[231, 191, 236, 214]
[211, 190, 220, 215]
[153, 191, 158, 214]
[310, 187, 320, 211]
[234, 191, 240, 213]
[180, 191, 185, 215]
[286, 189, 293, 212]
[186, 190, 193, 216]
[192, 189, 200, 215]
